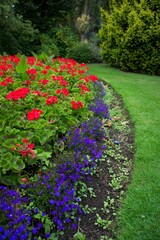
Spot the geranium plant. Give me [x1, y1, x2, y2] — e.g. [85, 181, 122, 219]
[0, 54, 99, 185]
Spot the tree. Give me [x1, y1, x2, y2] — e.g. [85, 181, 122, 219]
[0, 0, 38, 54]
[14, 0, 75, 33]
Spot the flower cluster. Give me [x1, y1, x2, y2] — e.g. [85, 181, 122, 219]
[78, 83, 90, 94]
[71, 101, 83, 110]
[0, 76, 14, 86]
[27, 108, 43, 121]
[89, 98, 109, 119]
[0, 185, 30, 240]
[12, 138, 36, 158]
[56, 88, 69, 96]
[89, 81, 109, 119]
[6, 87, 30, 101]
[46, 96, 58, 105]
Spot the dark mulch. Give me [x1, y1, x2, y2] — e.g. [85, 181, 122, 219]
[60, 84, 135, 240]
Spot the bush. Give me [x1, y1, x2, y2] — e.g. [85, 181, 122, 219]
[66, 43, 94, 63]
[39, 34, 60, 57]
[99, 0, 160, 75]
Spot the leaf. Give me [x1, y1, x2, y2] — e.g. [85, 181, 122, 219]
[37, 152, 52, 160]
[74, 232, 86, 240]
[16, 55, 28, 74]
[45, 223, 51, 234]
[12, 158, 25, 171]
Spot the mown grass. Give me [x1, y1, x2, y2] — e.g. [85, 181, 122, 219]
[88, 64, 160, 240]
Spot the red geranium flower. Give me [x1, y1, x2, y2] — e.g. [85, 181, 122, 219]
[27, 109, 43, 121]
[38, 79, 49, 85]
[56, 88, 69, 96]
[62, 88, 69, 96]
[27, 57, 36, 66]
[78, 83, 90, 93]
[46, 96, 58, 105]
[6, 88, 30, 101]
[56, 89, 62, 95]
[27, 68, 37, 75]
[88, 75, 98, 82]
[59, 80, 69, 86]
[32, 90, 41, 96]
[71, 101, 83, 110]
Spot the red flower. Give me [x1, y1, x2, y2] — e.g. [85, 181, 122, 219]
[27, 68, 37, 75]
[88, 75, 98, 82]
[71, 101, 83, 110]
[78, 83, 90, 93]
[38, 79, 49, 85]
[32, 90, 41, 96]
[0, 76, 14, 86]
[22, 139, 29, 143]
[23, 80, 31, 85]
[6, 88, 30, 101]
[52, 76, 64, 81]
[78, 70, 85, 75]
[77, 101, 83, 108]
[59, 80, 69, 86]
[56, 89, 62, 95]
[46, 96, 58, 105]
[28, 143, 35, 149]
[62, 88, 69, 96]
[43, 93, 47, 97]
[27, 109, 43, 121]
[56, 88, 69, 96]
[41, 69, 48, 75]
[27, 57, 36, 66]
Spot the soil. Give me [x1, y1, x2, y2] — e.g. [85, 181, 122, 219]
[60, 84, 135, 240]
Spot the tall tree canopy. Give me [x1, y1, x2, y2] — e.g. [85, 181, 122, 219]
[14, 0, 75, 32]
[0, 0, 109, 55]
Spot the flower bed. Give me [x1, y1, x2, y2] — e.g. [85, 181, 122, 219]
[0, 54, 109, 239]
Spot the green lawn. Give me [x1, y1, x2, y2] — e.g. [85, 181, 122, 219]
[88, 64, 160, 240]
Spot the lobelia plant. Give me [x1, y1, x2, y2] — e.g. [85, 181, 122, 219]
[0, 54, 100, 185]
[0, 115, 109, 239]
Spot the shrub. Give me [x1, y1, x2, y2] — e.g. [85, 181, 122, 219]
[99, 0, 160, 75]
[39, 34, 60, 57]
[66, 43, 94, 63]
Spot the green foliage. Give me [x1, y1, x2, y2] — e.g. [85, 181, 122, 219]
[74, 231, 86, 240]
[0, 0, 39, 55]
[99, 0, 160, 75]
[39, 34, 59, 57]
[55, 26, 79, 57]
[66, 43, 94, 63]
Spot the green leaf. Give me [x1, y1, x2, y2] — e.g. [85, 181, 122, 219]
[45, 223, 51, 234]
[16, 55, 28, 74]
[37, 151, 52, 160]
[74, 232, 86, 240]
[11, 157, 25, 171]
